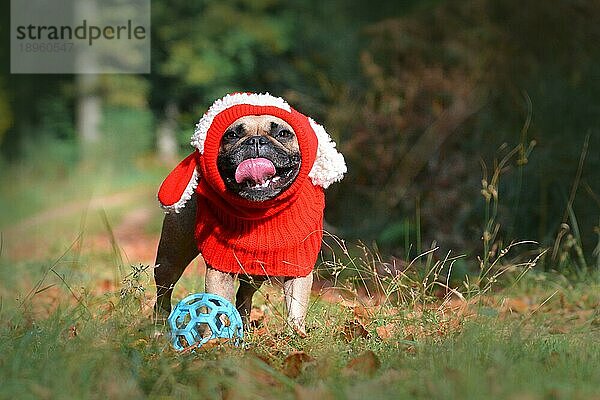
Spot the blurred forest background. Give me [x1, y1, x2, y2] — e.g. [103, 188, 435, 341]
[0, 0, 598, 274]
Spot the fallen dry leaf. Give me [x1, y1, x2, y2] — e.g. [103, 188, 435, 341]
[249, 352, 275, 367]
[250, 306, 266, 326]
[344, 350, 381, 376]
[99, 279, 115, 293]
[340, 298, 361, 308]
[404, 332, 415, 342]
[249, 364, 281, 388]
[342, 319, 370, 342]
[283, 351, 315, 378]
[548, 326, 568, 335]
[439, 298, 475, 318]
[353, 305, 375, 325]
[253, 325, 270, 337]
[376, 323, 398, 340]
[178, 338, 235, 353]
[501, 297, 530, 314]
[402, 323, 422, 340]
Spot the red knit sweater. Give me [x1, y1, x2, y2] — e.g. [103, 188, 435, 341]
[159, 103, 325, 277]
[195, 171, 325, 277]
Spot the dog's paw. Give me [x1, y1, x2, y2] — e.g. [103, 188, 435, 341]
[152, 307, 171, 326]
[293, 326, 308, 338]
[151, 329, 165, 340]
[288, 321, 308, 338]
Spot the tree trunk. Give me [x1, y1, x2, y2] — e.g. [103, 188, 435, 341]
[76, 74, 101, 145]
[75, 0, 101, 151]
[157, 101, 179, 163]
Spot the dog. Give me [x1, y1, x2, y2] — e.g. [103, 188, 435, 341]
[153, 93, 346, 336]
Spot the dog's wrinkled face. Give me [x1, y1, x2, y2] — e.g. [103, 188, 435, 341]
[217, 115, 301, 202]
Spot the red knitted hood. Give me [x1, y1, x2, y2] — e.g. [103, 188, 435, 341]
[197, 103, 319, 220]
[158, 93, 346, 277]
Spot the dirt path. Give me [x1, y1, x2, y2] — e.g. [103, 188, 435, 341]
[3, 188, 150, 235]
[2, 187, 161, 263]
[112, 205, 160, 264]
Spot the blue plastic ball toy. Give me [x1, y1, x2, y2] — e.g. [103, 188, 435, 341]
[167, 293, 244, 351]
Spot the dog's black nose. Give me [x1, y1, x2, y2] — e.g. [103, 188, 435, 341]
[244, 136, 269, 146]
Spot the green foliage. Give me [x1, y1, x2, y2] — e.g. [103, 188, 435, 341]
[1, 0, 599, 276]
[1, 76, 73, 160]
[102, 75, 150, 110]
[151, 1, 292, 103]
[97, 106, 154, 165]
[324, 0, 600, 270]
[9, 96, 79, 180]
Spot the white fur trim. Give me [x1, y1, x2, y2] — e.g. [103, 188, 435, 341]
[160, 167, 200, 214]
[191, 93, 291, 153]
[308, 118, 347, 188]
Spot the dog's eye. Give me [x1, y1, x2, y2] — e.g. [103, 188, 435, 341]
[224, 130, 239, 140]
[276, 129, 292, 139]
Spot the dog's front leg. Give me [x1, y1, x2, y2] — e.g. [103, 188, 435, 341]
[236, 275, 267, 327]
[205, 266, 236, 303]
[154, 195, 199, 323]
[283, 273, 313, 337]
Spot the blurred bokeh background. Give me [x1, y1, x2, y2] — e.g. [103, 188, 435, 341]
[0, 0, 598, 275]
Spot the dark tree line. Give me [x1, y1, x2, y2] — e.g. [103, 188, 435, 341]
[1, 0, 598, 270]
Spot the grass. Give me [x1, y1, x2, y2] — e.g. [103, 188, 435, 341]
[1, 242, 599, 400]
[1, 281, 599, 400]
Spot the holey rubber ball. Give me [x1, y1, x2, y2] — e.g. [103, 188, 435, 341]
[168, 293, 243, 351]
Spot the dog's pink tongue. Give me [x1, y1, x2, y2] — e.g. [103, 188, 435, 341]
[235, 158, 276, 184]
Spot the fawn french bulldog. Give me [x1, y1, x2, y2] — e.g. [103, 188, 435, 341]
[154, 93, 346, 336]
